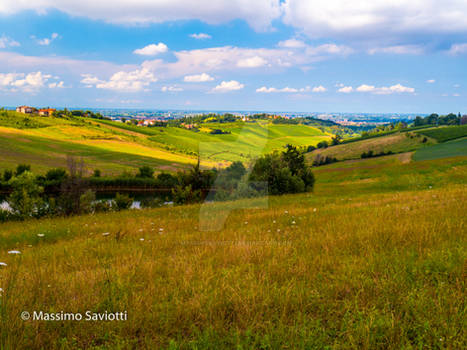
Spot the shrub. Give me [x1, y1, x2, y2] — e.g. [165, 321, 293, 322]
[93, 169, 101, 177]
[80, 190, 96, 214]
[7, 171, 45, 219]
[2, 169, 13, 182]
[111, 193, 133, 211]
[45, 168, 68, 181]
[15, 164, 31, 176]
[137, 166, 154, 178]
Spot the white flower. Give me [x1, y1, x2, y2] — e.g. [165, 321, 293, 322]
[140, 238, 145, 241]
[0, 288, 3, 293]
[37, 234, 45, 237]
[8, 250, 21, 254]
[244, 221, 248, 225]
[0, 262, 7, 267]
[159, 228, 164, 231]
[284, 210, 288, 214]
[313, 208, 317, 212]
[277, 229, 281, 232]
[138, 229, 143, 232]
[292, 221, 296, 224]
[102, 232, 110, 236]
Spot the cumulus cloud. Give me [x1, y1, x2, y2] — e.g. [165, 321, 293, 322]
[278, 38, 306, 49]
[312, 85, 327, 92]
[33, 33, 59, 46]
[133, 43, 168, 56]
[355, 83, 415, 94]
[281, 0, 467, 45]
[48, 81, 65, 88]
[161, 86, 183, 92]
[0, 0, 281, 31]
[80, 68, 157, 92]
[190, 33, 211, 40]
[237, 56, 268, 68]
[0, 34, 20, 48]
[338, 86, 353, 93]
[256, 85, 325, 93]
[211, 80, 244, 93]
[183, 73, 214, 82]
[368, 45, 424, 55]
[448, 43, 467, 55]
[0, 71, 52, 92]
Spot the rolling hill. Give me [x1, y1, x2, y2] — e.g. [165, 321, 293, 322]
[0, 111, 332, 175]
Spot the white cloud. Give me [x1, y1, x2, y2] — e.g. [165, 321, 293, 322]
[133, 43, 168, 56]
[0, 0, 281, 31]
[211, 80, 244, 93]
[256, 85, 325, 93]
[453, 93, 460, 97]
[190, 33, 211, 40]
[183, 73, 214, 82]
[48, 81, 65, 88]
[281, 0, 467, 41]
[426, 79, 436, 83]
[161, 86, 183, 92]
[0, 34, 20, 48]
[0, 71, 52, 92]
[355, 83, 415, 94]
[278, 38, 306, 49]
[368, 45, 424, 55]
[312, 85, 327, 92]
[237, 56, 268, 68]
[34, 33, 59, 46]
[305, 44, 354, 56]
[338, 86, 353, 93]
[448, 43, 467, 55]
[81, 68, 157, 92]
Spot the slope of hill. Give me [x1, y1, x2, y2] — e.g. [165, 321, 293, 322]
[415, 124, 467, 142]
[0, 155, 465, 349]
[0, 112, 332, 175]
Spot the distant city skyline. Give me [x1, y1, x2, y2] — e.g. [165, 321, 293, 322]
[1, 1, 466, 113]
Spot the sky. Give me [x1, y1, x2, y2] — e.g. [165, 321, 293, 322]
[0, 0, 466, 113]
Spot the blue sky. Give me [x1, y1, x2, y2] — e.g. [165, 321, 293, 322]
[0, 1, 466, 113]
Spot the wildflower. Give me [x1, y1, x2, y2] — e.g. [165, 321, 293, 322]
[138, 229, 143, 232]
[284, 210, 288, 214]
[8, 250, 21, 255]
[140, 238, 145, 241]
[0, 262, 7, 267]
[244, 221, 248, 225]
[277, 229, 281, 232]
[292, 221, 296, 224]
[102, 232, 110, 236]
[159, 228, 164, 232]
[273, 220, 276, 224]
[313, 208, 317, 212]
[37, 233, 45, 237]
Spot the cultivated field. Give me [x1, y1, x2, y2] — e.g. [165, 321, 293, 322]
[0, 112, 332, 175]
[1, 155, 466, 349]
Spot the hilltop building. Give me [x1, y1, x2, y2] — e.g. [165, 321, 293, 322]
[38, 108, 56, 116]
[16, 106, 33, 114]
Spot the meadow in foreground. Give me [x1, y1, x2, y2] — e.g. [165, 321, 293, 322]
[0, 155, 465, 349]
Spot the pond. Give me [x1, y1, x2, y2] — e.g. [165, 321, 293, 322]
[0, 191, 174, 212]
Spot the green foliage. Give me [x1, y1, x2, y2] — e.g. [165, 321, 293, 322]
[15, 164, 31, 176]
[137, 166, 154, 178]
[45, 168, 68, 181]
[250, 145, 314, 195]
[7, 171, 44, 219]
[111, 193, 133, 211]
[2, 169, 13, 182]
[79, 189, 96, 214]
[93, 169, 101, 177]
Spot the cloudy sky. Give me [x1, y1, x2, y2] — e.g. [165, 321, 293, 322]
[0, 0, 466, 113]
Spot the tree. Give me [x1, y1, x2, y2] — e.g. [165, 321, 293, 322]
[111, 193, 133, 211]
[331, 135, 342, 145]
[2, 169, 13, 182]
[7, 171, 44, 219]
[93, 169, 101, 177]
[45, 168, 68, 182]
[137, 166, 154, 178]
[15, 164, 31, 176]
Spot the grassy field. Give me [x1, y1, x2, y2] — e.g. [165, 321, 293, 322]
[0, 154, 466, 349]
[416, 124, 467, 142]
[413, 137, 467, 161]
[0, 112, 332, 175]
[306, 131, 434, 162]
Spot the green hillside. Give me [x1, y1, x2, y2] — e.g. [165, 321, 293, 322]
[0, 111, 332, 174]
[415, 124, 467, 142]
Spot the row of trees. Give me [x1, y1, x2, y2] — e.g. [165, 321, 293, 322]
[413, 113, 466, 127]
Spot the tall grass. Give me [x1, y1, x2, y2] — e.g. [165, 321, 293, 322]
[0, 156, 465, 349]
